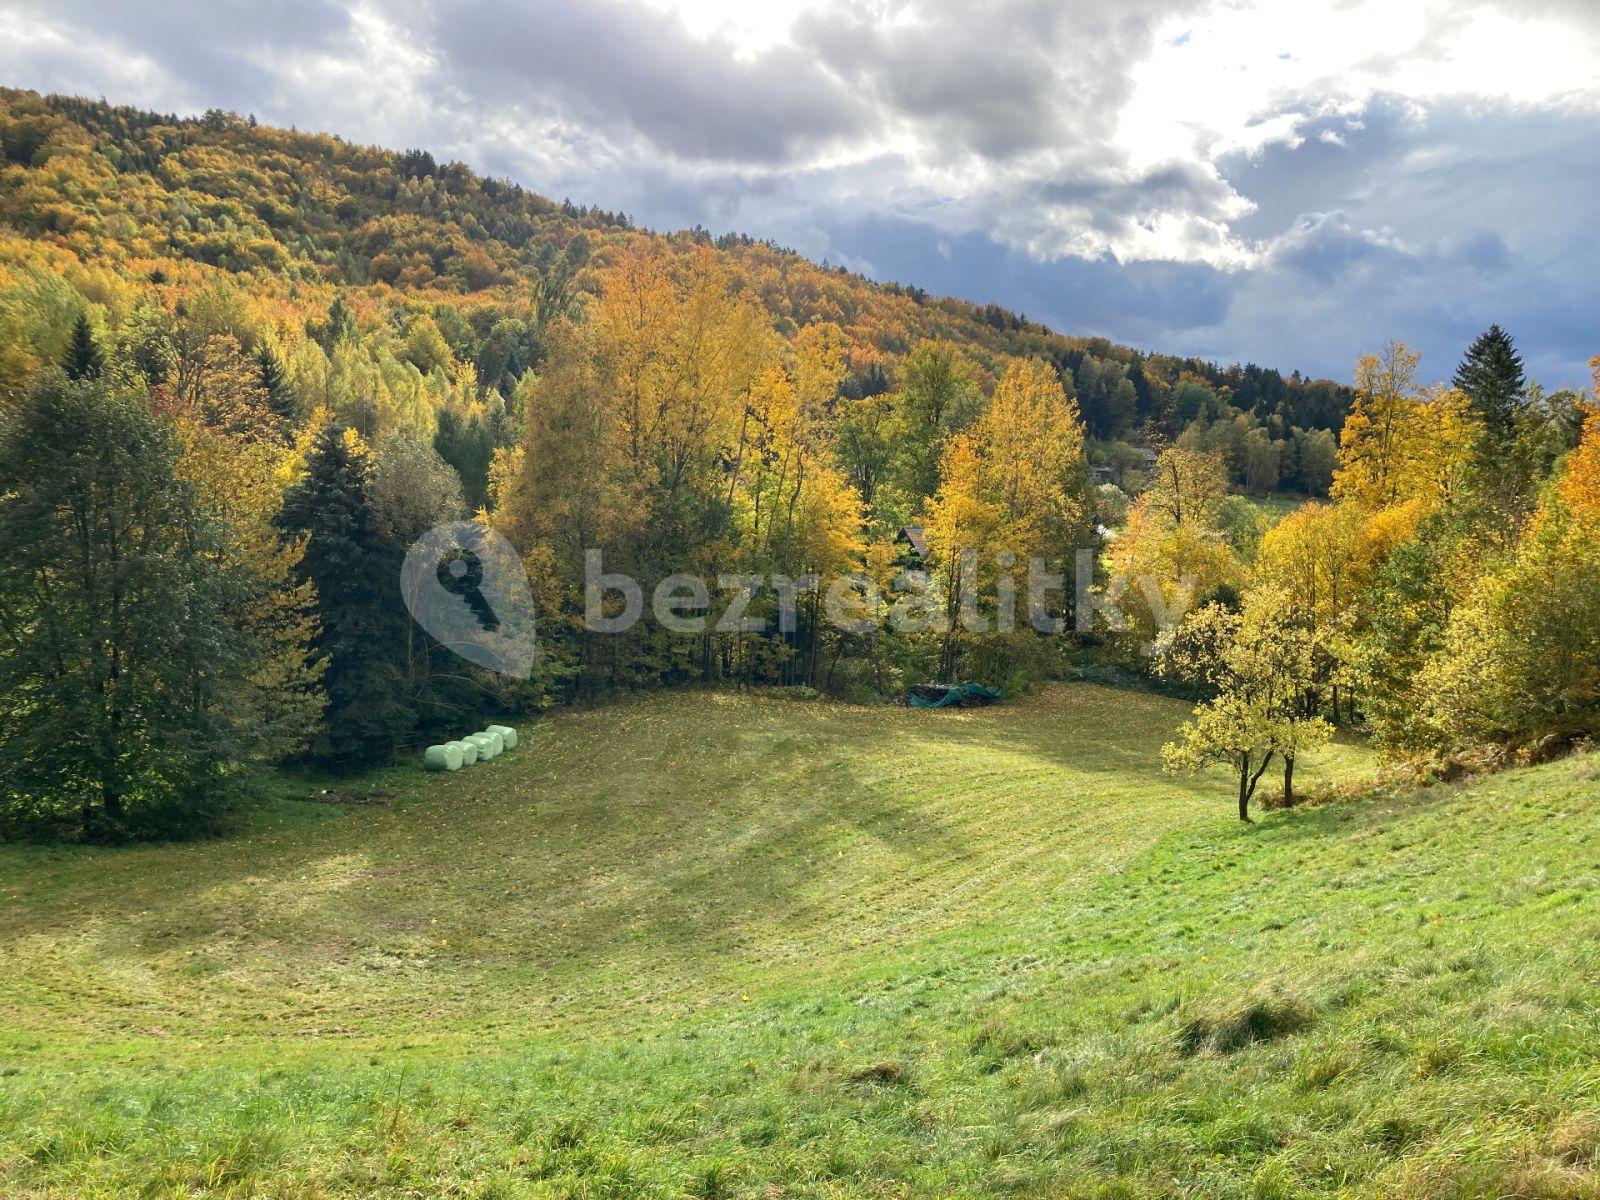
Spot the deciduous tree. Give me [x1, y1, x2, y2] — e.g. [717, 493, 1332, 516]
[1160, 586, 1332, 818]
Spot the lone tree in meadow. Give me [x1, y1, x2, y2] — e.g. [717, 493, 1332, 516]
[1159, 586, 1332, 821]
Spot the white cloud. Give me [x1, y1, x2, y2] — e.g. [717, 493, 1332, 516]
[6, 0, 1596, 269]
[2, 0, 1597, 381]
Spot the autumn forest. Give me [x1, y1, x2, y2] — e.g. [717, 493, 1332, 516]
[1, 85, 1596, 847]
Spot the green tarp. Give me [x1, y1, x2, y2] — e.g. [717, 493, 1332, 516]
[908, 682, 1003, 709]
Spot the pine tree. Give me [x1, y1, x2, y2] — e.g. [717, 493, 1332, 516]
[256, 343, 297, 430]
[62, 312, 104, 380]
[277, 426, 414, 766]
[1453, 324, 1526, 449]
[314, 295, 358, 350]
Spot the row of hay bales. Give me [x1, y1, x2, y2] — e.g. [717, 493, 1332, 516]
[422, 724, 519, 771]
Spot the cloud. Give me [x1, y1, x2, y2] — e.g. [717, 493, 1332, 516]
[0, 0, 351, 106]
[431, 0, 872, 165]
[0, 0, 1596, 383]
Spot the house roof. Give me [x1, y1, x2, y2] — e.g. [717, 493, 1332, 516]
[896, 524, 928, 556]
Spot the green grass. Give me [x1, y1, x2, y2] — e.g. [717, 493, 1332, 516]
[1241, 492, 1314, 524]
[1, 684, 1598, 1197]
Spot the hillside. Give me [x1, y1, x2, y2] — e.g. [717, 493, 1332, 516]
[4, 686, 1599, 1196]
[0, 87, 1353, 442]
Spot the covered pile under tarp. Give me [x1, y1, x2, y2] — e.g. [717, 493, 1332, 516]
[908, 681, 1003, 709]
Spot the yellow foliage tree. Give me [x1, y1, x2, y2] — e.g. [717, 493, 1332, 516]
[1160, 585, 1333, 818]
[1556, 396, 1600, 526]
[924, 433, 1007, 681]
[1108, 446, 1238, 649]
[1253, 496, 1426, 719]
[967, 357, 1088, 559]
[1144, 445, 1229, 530]
[171, 411, 325, 761]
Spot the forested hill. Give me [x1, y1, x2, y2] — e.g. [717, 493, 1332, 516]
[0, 88, 1352, 447]
[3, 84, 1596, 847]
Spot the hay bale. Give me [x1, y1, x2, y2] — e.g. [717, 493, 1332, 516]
[423, 743, 462, 772]
[477, 730, 505, 756]
[487, 724, 518, 751]
[452, 739, 479, 766]
[466, 732, 499, 759]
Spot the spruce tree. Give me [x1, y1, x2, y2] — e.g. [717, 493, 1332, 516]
[315, 295, 358, 350]
[256, 344, 297, 430]
[1453, 325, 1534, 516]
[0, 377, 256, 840]
[62, 312, 104, 380]
[1453, 324, 1526, 449]
[277, 426, 414, 766]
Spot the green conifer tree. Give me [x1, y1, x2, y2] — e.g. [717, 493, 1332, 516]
[62, 312, 104, 380]
[0, 377, 257, 840]
[256, 344, 297, 430]
[1453, 324, 1526, 449]
[1453, 324, 1533, 517]
[277, 426, 414, 766]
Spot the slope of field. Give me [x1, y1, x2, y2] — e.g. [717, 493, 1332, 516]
[2, 685, 1598, 1198]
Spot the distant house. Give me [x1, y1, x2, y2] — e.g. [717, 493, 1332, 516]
[1130, 445, 1160, 465]
[1090, 463, 1117, 484]
[895, 524, 929, 567]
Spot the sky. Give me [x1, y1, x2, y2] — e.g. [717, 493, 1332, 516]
[3, 0, 1598, 386]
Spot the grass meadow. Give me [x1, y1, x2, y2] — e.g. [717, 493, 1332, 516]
[3, 684, 1598, 1197]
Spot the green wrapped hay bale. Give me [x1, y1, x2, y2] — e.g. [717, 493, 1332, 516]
[451, 739, 479, 766]
[487, 724, 518, 751]
[477, 729, 505, 756]
[466, 732, 499, 760]
[423, 743, 462, 772]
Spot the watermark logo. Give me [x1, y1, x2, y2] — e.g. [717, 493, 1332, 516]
[401, 522, 538, 678]
[403, 528, 1195, 676]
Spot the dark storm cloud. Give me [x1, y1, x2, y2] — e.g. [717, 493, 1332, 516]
[813, 214, 1236, 348]
[1204, 97, 1600, 384]
[13, 0, 351, 51]
[1267, 213, 1415, 288]
[1032, 161, 1242, 245]
[802, 92, 1600, 386]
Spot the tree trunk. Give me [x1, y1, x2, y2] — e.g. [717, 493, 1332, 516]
[1282, 752, 1296, 808]
[1238, 749, 1273, 822]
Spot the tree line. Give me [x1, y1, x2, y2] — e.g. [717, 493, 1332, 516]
[1154, 328, 1598, 818]
[4, 90, 1592, 840]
